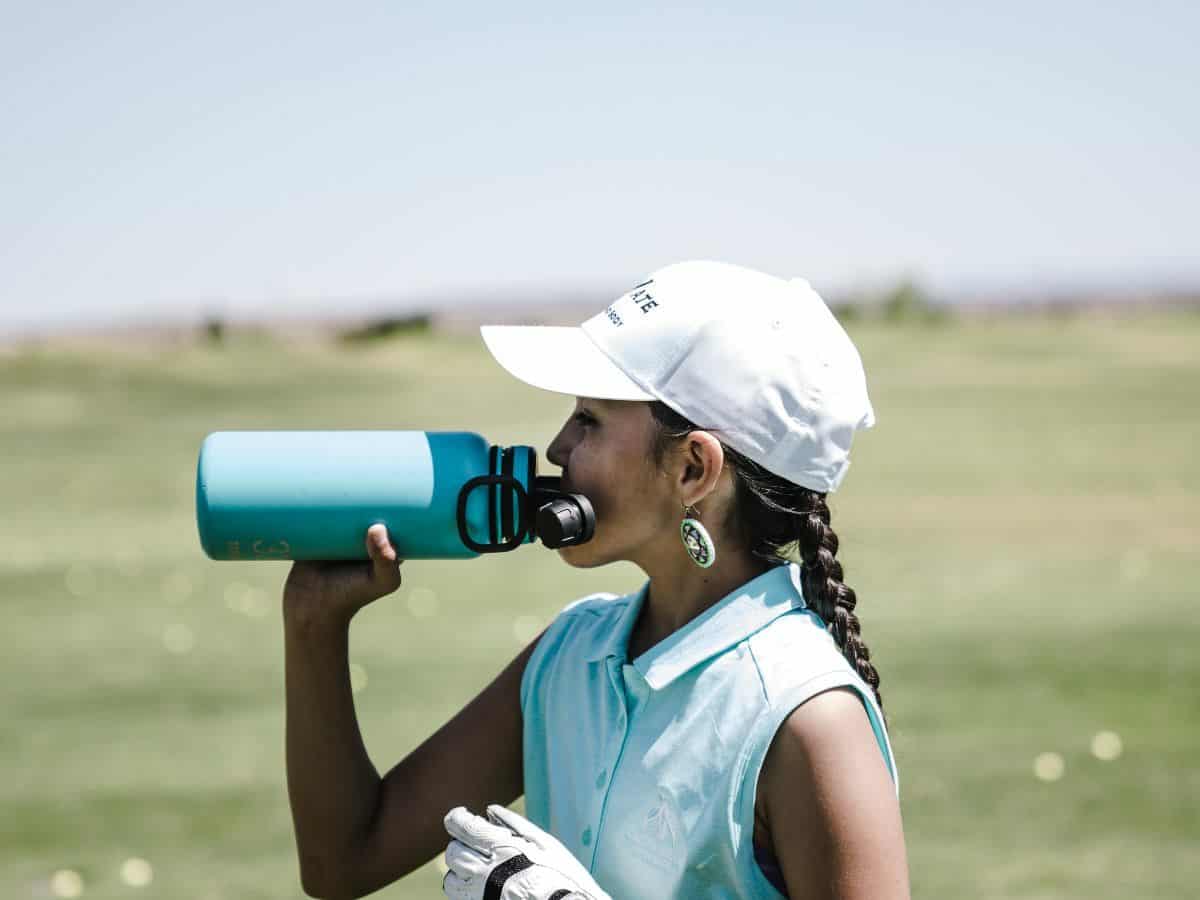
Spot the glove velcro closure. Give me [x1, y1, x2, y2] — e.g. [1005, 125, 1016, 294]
[483, 853, 533, 900]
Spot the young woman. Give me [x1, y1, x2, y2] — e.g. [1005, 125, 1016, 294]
[282, 261, 910, 899]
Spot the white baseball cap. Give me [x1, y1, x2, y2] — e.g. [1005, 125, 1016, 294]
[480, 260, 875, 493]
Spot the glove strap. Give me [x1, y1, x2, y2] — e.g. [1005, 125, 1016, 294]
[480, 852, 592, 900]
[483, 854, 533, 900]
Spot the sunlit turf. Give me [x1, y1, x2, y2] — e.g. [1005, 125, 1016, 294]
[2, 310, 1197, 898]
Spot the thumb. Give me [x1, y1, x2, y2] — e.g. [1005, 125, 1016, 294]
[364, 524, 403, 593]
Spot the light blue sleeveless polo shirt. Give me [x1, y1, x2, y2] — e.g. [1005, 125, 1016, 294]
[520, 561, 897, 899]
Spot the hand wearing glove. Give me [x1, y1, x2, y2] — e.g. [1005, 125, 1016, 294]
[442, 804, 613, 900]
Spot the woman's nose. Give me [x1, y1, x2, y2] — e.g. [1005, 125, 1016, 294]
[546, 429, 572, 469]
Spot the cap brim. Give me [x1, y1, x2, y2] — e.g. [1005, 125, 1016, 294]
[480, 325, 654, 401]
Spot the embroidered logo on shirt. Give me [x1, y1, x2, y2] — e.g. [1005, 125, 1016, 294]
[623, 787, 683, 873]
[645, 795, 678, 845]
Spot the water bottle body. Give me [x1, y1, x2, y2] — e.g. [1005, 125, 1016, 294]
[196, 431, 536, 561]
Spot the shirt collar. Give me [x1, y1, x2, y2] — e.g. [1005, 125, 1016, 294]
[586, 562, 807, 691]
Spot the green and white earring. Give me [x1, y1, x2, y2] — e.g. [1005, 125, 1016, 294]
[680, 504, 716, 569]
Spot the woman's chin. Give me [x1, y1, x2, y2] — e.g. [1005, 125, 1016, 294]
[556, 542, 607, 569]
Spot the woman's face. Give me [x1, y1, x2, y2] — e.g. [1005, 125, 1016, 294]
[544, 397, 674, 568]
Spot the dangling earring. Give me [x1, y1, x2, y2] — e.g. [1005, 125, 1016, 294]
[680, 503, 716, 569]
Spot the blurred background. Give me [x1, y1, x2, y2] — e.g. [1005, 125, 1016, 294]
[2, 2, 1197, 898]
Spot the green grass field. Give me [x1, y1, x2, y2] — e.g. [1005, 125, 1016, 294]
[3, 310, 1198, 899]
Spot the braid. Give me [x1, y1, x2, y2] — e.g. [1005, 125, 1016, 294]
[648, 401, 885, 712]
[794, 495, 883, 710]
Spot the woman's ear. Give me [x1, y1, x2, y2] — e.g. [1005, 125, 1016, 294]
[678, 431, 725, 507]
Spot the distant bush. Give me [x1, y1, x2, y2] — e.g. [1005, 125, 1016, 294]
[881, 279, 948, 324]
[831, 278, 949, 325]
[203, 317, 226, 344]
[828, 300, 862, 322]
[338, 313, 432, 343]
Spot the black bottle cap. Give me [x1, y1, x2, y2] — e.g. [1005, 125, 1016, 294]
[531, 479, 596, 549]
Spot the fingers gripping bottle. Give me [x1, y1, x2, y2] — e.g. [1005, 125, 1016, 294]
[195, 431, 595, 561]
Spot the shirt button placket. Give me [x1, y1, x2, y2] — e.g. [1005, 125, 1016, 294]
[590, 657, 630, 869]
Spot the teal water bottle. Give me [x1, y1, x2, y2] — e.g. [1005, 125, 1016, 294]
[195, 431, 594, 561]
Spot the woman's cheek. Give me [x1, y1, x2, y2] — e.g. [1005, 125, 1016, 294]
[555, 486, 616, 563]
[572, 476, 610, 530]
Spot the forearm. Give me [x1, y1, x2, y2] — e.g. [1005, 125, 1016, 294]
[285, 615, 381, 896]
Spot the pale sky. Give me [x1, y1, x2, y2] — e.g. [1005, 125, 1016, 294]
[2, 1, 1197, 333]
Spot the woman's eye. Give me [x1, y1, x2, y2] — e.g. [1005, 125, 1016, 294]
[573, 412, 595, 427]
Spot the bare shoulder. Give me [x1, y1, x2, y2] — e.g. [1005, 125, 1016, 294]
[758, 687, 910, 900]
[771, 686, 883, 759]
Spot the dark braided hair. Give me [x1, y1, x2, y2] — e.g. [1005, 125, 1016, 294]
[648, 400, 884, 712]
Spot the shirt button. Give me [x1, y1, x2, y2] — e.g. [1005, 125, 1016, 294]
[595, 769, 607, 789]
[581, 827, 593, 846]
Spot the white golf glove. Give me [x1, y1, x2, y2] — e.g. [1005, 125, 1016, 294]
[442, 804, 612, 900]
